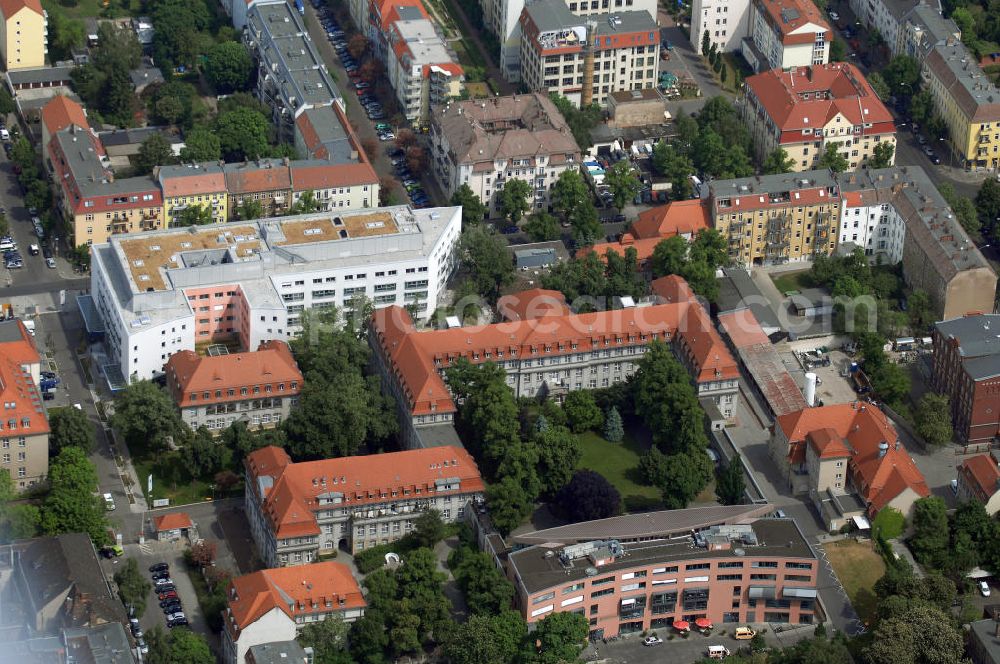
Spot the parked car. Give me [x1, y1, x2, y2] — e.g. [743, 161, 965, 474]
[981, 581, 992, 597]
[167, 617, 189, 628]
[154, 577, 174, 587]
[46, 257, 56, 269]
[100, 545, 124, 558]
[158, 590, 178, 601]
[156, 585, 176, 594]
[151, 569, 171, 581]
[643, 636, 663, 646]
[149, 562, 169, 573]
[103, 493, 115, 511]
[42, 246, 52, 259]
[28, 244, 38, 256]
[161, 600, 182, 611]
[136, 638, 149, 655]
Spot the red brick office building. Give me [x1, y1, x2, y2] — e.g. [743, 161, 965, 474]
[932, 314, 1000, 445]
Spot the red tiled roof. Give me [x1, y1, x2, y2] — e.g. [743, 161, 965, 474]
[650, 274, 697, 304]
[290, 162, 378, 191]
[41, 96, 88, 140]
[807, 427, 851, 459]
[153, 512, 193, 531]
[245, 445, 484, 539]
[164, 341, 303, 408]
[226, 562, 365, 638]
[961, 454, 1000, 498]
[159, 169, 227, 198]
[0, 0, 42, 19]
[756, 0, 830, 41]
[630, 200, 711, 240]
[224, 164, 291, 194]
[778, 404, 930, 513]
[0, 321, 48, 437]
[497, 289, 570, 321]
[746, 64, 894, 139]
[372, 277, 737, 415]
[717, 309, 770, 348]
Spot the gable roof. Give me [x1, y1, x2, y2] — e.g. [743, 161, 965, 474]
[244, 445, 484, 539]
[777, 403, 930, 513]
[807, 427, 851, 459]
[164, 341, 303, 408]
[41, 96, 89, 140]
[153, 512, 193, 531]
[630, 200, 711, 240]
[497, 288, 570, 321]
[226, 562, 365, 638]
[157, 164, 227, 198]
[961, 454, 1000, 498]
[0, 0, 43, 19]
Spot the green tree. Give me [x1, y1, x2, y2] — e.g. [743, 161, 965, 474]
[521, 612, 587, 664]
[818, 142, 849, 172]
[651, 142, 694, 199]
[939, 182, 980, 235]
[111, 380, 184, 451]
[0, 85, 13, 117]
[182, 427, 232, 479]
[715, 455, 746, 505]
[40, 447, 108, 544]
[146, 625, 215, 664]
[872, 506, 905, 539]
[701, 30, 710, 57]
[863, 603, 964, 664]
[486, 475, 534, 536]
[549, 94, 602, 150]
[349, 608, 390, 663]
[603, 406, 624, 442]
[694, 130, 753, 178]
[522, 211, 560, 242]
[290, 190, 320, 215]
[451, 183, 487, 226]
[650, 236, 687, 278]
[604, 160, 642, 210]
[114, 558, 152, 617]
[410, 509, 447, 549]
[134, 133, 175, 175]
[867, 72, 891, 100]
[914, 392, 953, 446]
[562, 390, 603, 433]
[460, 225, 515, 303]
[237, 199, 264, 221]
[297, 617, 352, 664]
[868, 142, 895, 169]
[870, 362, 910, 405]
[179, 127, 222, 163]
[45, 9, 85, 63]
[762, 148, 796, 174]
[535, 426, 581, 495]
[215, 107, 271, 161]
[175, 204, 214, 227]
[909, 496, 950, 568]
[49, 406, 96, 454]
[660, 448, 713, 509]
[451, 546, 516, 614]
[952, 7, 976, 46]
[570, 202, 602, 247]
[443, 611, 524, 664]
[551, 170, 591, 219]
[204, 41, 254, 94]
[883, 55, 921, 97]
[499, 178, 531, 224]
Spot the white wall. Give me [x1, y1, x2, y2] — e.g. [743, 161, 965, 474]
[230, 608, 297, 664]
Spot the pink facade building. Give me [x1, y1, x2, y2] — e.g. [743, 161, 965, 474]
[506, 519, 818, 639]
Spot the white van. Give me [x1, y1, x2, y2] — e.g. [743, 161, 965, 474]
[707, 645, 731, 659]
[1, 128, 11, 141]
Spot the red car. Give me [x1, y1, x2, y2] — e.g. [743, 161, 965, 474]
[158, 590, 178, 601]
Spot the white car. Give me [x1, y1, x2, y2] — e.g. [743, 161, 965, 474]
[829, 11, 840, 20]
[981, 581, 991, 597]
[643, 636, 663, 646]
[103, 492, 115, 511]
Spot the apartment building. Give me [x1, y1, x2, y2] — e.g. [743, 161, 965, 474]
[163, 340, 303, 433]
[222, 562, 365, 664]
[224, 159, 294, 219]
[770, 403, 930, 520]
[846, 0, 959, 60]
[837, 169, 905, 262]
[957, 454, 1000, 515]
[0, 319, 48, 490]
[742, 63, 896, 171]
[244, 445, 484, 564]
[369, 279, 739, 448]
[740, 0, 830, 72]
[47, 125, 164, 247]
[89, 205, 461, 380]
[429, 94, 581, 218]
[158, 163, 228, 227]
[923, 44, 1000, 170]
[386, 19, 464, 125]
[519, 0, 659, 108]
[690, 0, 751, 54]
[708, 170, 842, 266]
[245, 1, 342, 141]
[583, 199, 711, 265]
[0, 0, 46, 71]
[932, 314, 1000, 445]
[505, 519, 818, 638]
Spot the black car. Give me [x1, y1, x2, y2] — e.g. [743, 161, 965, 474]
[151, 570, 171, 581]
[42, 246, 52, 259]
[161, 603, 182, 614]
[149, 562, 169, 573]
[167, 617, 189, 628]
[160, 599, 182, 609]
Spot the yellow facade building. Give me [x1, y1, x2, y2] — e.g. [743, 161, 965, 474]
[157, 164, 229, 227]
[924, 44, 1000, 170]
[0, 0, 46, 70]
[709, 170, 842, 266]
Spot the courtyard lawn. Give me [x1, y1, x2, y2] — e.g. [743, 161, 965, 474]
[771, 270, 814, 295]
[576, 430, 662, 512]
[824, 539, 886, 625]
